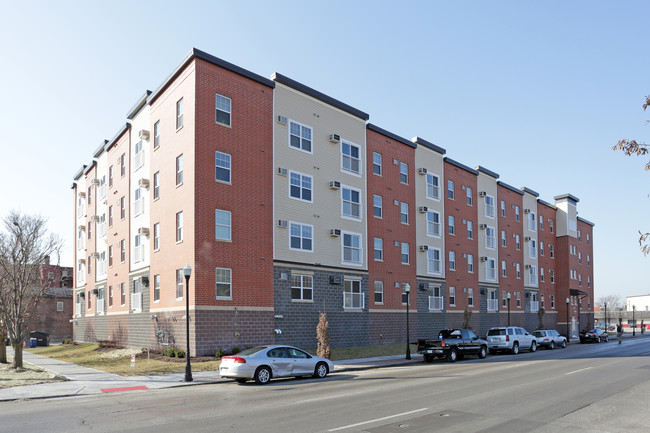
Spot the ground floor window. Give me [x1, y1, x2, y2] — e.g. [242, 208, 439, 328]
[343, 279, 363, 309]
[291, 274, 313, 301]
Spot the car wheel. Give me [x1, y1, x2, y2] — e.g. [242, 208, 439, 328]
[313, 362, 329, 379]
[235, 378, 248, 384]
[424, 354, 434, 363]
[254, 366, 272, 385]
[561, 340, 567, 348]
[447, 347, 458, 363]
[550, 341, 556, 350]
[530, 341, 537, 352]
[511, 342, 519, 355]
[478, 346, 487, 359]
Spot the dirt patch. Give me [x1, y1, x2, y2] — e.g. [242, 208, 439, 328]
[136, 350, 216, 363]
[0, 360, 67, 389]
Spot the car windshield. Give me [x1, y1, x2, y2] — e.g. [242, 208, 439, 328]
[589, 329, 599, 333]
[487, 329, 506, 336]
[439, 330, 461, 338]
[235, 346, 267, 356]
[533, 331, 543, 337]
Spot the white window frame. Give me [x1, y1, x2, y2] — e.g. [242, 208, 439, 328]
[215, 151, 231, 183]
[468, 254, 474, 273]
[528, 212, 537, 232]
[342, 232, 363, 266]
[399, 162, 408, 184]
[343, 279, 363, 309]
[289, 221, 313, 252]
[515, 234, 521, 250]
[134, 140, 144, 171]
[529, 238, 537, 259]
[373, 237, 383, 261]
[448, 180, 454, 199]
[448, 286, 456, 306]
[487, 289, 498, 311]
[486, 258, 496, 281]
[176, 211, 183, 243]
[153, 223, 160, 251]
[501, 260, 507, 277]
[216, 93, 232, 127]
[153, 171, 160, 200]
[427, 248, 442, 275]
[466, 187, 473, 206]
[341, 186, 362, 220]
[515, 206, 520, 221]
[449, 251, 456, 271]
[176, 154, 183, 186]
[500, 200, 506, 217]
[372, 152, 382, 175]
[426, 210, 441, 238]
[374, 281, 384, 304]
[291, 273, 313, 301]
[448, 215, 455, 235]
[216, 267, 232, 299]
[176, 98, 183, 129]
[401, 242, 410, 264]
[289, 119, 312, 153]
[485, 227, 496, 250]
[153, 120, 160, 149]
[516, 263, 521, 279]
[373, 194, 383, 218]
[400, 202, 409, 224]
[426, 173, 440, 200]
[468, 288, 474, 307]
[289, 171, 313, 203]
[467, 221, 473, 239]
[485, 195, 495, 218]
[529, 266, 538, 285]
[341, 140, 361, 175]
[215, 209, 232, 241]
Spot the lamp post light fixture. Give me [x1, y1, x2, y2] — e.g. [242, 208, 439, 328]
[403, 283, 411, 360]
[633, 305, 636, 337]
[604, 302, 608, 332]
[183, 264, 193, 382]
[566, 297, 570, 343]
[507, 292, 511, 326]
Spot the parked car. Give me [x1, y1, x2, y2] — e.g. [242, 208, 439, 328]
[532, 329, 567, 349]
[219, 345, 334, 384]
[416, 329, 488, 363]
[486, 326, 537, 354]
[580, 328, 609, 343]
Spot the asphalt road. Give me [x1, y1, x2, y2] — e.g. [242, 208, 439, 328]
[2, 337, 650, 433]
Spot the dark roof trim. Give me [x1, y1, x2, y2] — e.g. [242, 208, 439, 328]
[537, 199, 556, 209]
[367, 124, 415, 148]
[83, 160, 96, 176]
[148, 48, 275, 106]
[554, 193, 580, 204]
[444, 157, 479, 175]
[521, 187, 539, 197]
[476, 165, 499, 179]
[577, 216, 595, 227]
[126, 90, 152, 120]
[272, 72, 369, 121]
[105, 123, 130, 152]
[412, 136, 446, 155]
[93, 140, 109, 158]
[73, 165, 87, 181]
[497, 181, 524, 195]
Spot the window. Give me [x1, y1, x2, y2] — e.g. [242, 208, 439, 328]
[540, 267, 545, 282]
[176, 154, 183, 186]
[153, 172, 160, 200]
[401, 243, 409, 264]
[399, 162, 408, 184]
[516, 263, 521, 279]
[108, 246, 113, 267]
[486, 227, 496, 249]
[215, 209, 232, 241]
[56, 301, 63, 312]
[372, 152, 382, 175]
[176, 269, 184, 298]
[400, 202, 409, 224]
[529, 239, 537, 258]
[341, 141, 361, 174]
[587, 276, 591, 288]
[134, 187, 144, 216]
[286, 172, 312, 202]
[120, 239, 125, 263]
[448, 216, 455, 235]
[108, 166, 114, 188]
[343, 279, 363, 309]
[517, 292, 521, 308]
[468, 288, 474, 307]
[215, 151, 231, 183]
[153, 274, 160, 302]
[176, 98, 183, 129]
[88, 186, 92, 205]
[486, 258, 496, 281]
[467, 221, 473, 239]
[426, 173, 440, 200]
[88, 221, 92, 239]
[550, 269, 555, 283]
[466, 187, 473, 206]
[427, 248, 441, 274]
[550, 244, 554, 258]
[515, 235, 521, 250]
[373, 238, 383, 261]
[449, 251, 456, 271]
[587, 254, 590, 265]
[485, 195, 495, 218]
[515, 206, 520, 221]
[578, 274, 582, 286]
[289, 120, 312, 152]
[342, 232, 362, 264]
[216, 94, 232, 126]
[373, 195, 382, 218]
[108, 206, 113, 227]
[153, 223, 160, 250]
[447, 180, 454, 199]
[541, 294, 545, 309]
[578, 252, 582, 263]
[501, 230, 506, 247]
[427, 211, 440, 237]
[120, 283, 125, 306]
[540, 242, 545, 256]
[87, 291, 91, 309]
[578, 230, 582, 241]
[587, 233, 590, 244]
[429, 286, 443, 311]
[109, 286, 113, 308]
[539, 217, 544, 230]
[134, 140, 144, 170]
[528, 212, 536, 231]
[374, 281, 384, 304]
[120, 197, 125, 220]
[487, 289, 498, 311]
[500, 200, 506, 217]
[529, 266, 538, 285]
[502, 260, 507, 277]
[551, 295, 555, 308]
[134, 234, 143, 263]
[550, 220, 554, 233]
[449, 287, 456, 306]
[530, 292, 539, 312]
[290, 222, 312, 251]
[468, 254, 474, 273]
[342, 187, 361, 219]
[216, 268, 232, 298]
[154, 121, 160, 149]
[291, 274, 313, 301]
[120, 153, 126, 177]
[176, 211, 183, 242]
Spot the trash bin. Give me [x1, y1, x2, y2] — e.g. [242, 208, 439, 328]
[29, 338, 37, 348]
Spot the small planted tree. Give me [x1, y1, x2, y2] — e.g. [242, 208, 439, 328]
[461, 309, 472, 330]
[537, 308, 545, 330]
[316, 312, 331, 359]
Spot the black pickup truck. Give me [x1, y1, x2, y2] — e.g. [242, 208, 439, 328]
[417, 329, 488, 363]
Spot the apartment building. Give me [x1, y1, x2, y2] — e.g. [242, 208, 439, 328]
[72, 48, 595, 354]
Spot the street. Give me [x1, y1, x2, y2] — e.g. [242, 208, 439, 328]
[2, 337, 650, 433]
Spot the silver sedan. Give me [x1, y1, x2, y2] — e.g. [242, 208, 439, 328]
[219, 345, 334, 384]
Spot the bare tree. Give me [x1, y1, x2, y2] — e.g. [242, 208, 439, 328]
[596, 295, 623, 311]
[613, 95, 650, 255]
[316, 312, 331, 359]
[0, 211, 63, 368]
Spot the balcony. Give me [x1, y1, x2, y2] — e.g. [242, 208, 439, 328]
[134, 244, 144, 263]
[343, 291, 364, 309]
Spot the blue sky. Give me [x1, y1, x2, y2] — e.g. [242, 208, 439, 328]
[1, 1, 648, 302]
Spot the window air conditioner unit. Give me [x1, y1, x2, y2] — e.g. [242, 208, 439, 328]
[91, 179, 100, 186]
[419, 245, 429, 252]
[480, 256, 488, 262]
[277, 115, 287, 125]
[79, 225, 86, 231]
[418, 206, 428, 213]
[329, 181, 340, 190]
[91, 288, 99, 295]
[139, 129, 150, 141]
[479, 191, 486, 197]
[90, 252, 100, 258]
[525, 264, 532, 269]
[480, 224, 487, 230]
[524, 237, 531, 242]
[138, 178, 150, 188]
[138, 227, 150, 236]
[278, 220, 288, 228]
[277, 167, 287, 176]
[329, 275, 343, 285]
[329, 229, 341, 237]
[90, 215, 100, 222]
[78, 192, 86, 198]
[417, 168, 427, 175]
[329, 134, 340, 143]
[524, 209, 531, 214]
[78, 258, 85, 264]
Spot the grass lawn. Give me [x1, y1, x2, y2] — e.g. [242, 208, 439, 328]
[26, 342, 418, 377]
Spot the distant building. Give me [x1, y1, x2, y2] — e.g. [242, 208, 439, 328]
[26, 287, 73, 342]
[626, 295, 650, 312]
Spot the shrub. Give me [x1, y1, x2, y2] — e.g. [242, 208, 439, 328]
[230, 346, 240, 355]
[61, 338, 72, 345]
[175, 348, 186, 358]
[162, 346, 177, 357]
[215, 348, 226, 358]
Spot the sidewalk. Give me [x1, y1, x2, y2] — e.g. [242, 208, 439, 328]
[0, 346, 422, 402]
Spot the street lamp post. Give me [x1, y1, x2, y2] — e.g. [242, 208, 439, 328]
[566, 297, 570, 343]
[604, 302, 608, 332]
[403, 283, 411, 360]
[507, 293, 511, 326]
[183, 264, 193, 382]
[633, 305, 636, 337]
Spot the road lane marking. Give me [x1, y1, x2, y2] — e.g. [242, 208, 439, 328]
[565, 367, 593, 375]
[327, 408, 428, 432]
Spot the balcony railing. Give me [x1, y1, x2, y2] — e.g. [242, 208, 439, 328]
[530, 300, 539, 312]
[487, 298, 499, 311]
[96, 298, 105, 314]
[429, 296, 444, 311]
[131, 292, 142, 311]
[134, 244, 144, 263]
[343, 291, 364, 309]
